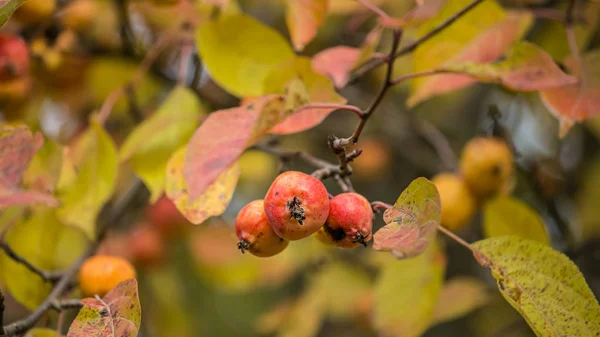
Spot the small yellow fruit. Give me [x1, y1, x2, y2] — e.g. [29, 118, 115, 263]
[460, 137, 514, 199]
[13, 0, 56, 25]
[78, 255, 136, 297]
[432, 173, 476, 232]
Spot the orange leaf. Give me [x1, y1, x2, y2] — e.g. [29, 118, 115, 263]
[0, 124, 43, 187]
[312, 46, 360, 88]
[540, 50, 600, 137]
[183, 95, 285, 198]
[286, 0, 328, 51]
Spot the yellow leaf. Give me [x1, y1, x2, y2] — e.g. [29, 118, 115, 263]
[473, 236, 600, 337]
[24, 328, 64, 337]
[57, 120, 118, 239]
[196, 14, 295, 97]
[373, 243, 446, 337]
[120, 87, 204, 202]
[285, 0, 328, 51]
[410, 0, 532, 106]
[166, 146, 239, 224]
[0, 209, 88, 310]
[86, 57, 164, 116]
[483, 196, 550, 245]
[23, 138, 62, 193]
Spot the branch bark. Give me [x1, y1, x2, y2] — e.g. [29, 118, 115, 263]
[0, 243, 64, 283]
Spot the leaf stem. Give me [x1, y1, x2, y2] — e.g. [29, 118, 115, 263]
[355, 0, 391, 20]
[437, 225, 474, 253]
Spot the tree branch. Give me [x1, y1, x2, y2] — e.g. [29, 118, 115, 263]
[50, 299, 84, 312]
[350, 0, 486, 82]
[0, 242, 64, 282]
[2, 180, 148, 336]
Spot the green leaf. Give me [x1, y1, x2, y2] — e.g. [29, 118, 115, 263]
[373, 243, 446, 337]
[86, 57, 164, 116]
[57, 120, 118, 239]
[24, 328, 64, 337]
[0, 0, 26, 26]
[372, 177, 441, 259]
[410, 0, 532, 106]
[0, 208, 88, 310]
[196, 14, 295, 97]
[23, 137, 63, 193]
[483, 196, 550, 245]
[441, 42, 577, 92]
[67, 279, 141, 337]
[473, 236, 600, 337]
[431, 277, 491, 325]
[285, 0, 328, 51]
[165, 146, 239, 224]
[120, 87, 204, 203]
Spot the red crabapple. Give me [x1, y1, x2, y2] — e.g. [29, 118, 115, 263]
[236, 200, 289, 257]
[0, 34, 30, 81]
[319, 192, 373, 248]
[264, 171, 329, 241]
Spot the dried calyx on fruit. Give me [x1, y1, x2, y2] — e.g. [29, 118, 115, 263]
[316, 192, 373, 248]
[235, 199, 289, 257]
[264, 171, 329, 241]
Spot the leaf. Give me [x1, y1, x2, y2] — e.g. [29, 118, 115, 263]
[373, 243, 446, 337]
[441, 42, 577, 92]
[0, 124, 44, 187]
[274, 285, 326, 337]
[373, 177, 441, 259]
[311, 25, 383, 89]
[86, 57, 164, 116]
[379, 0, 445, 28]
[22, 138, 63, 193]
[0, 208, 88, 310]
[57, 120, 118, 239]
[24, 328, 64, 337]
[473, 236, 600, 337]
[311, 46, 361, 88]
[0, 0, 26, 26]
[68, 279, 141, 337]
[0, 124, 58, 208]
[483, 196, 550, 245]
[166, 146, 239, 224]
[540, 50, 600, 137]
[120, 87, 204, 203]
[431, 277, 491, 325]
[264, 57, 347, 135]
[183, 94, 295, 199]
[285, 0, 328, 51]
[196, 13, 295, 97]
[409, 0, 533, 107]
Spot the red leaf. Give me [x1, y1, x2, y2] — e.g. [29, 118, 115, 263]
[540, 50, 600, 137]
[0, 124, 43, 187]
[183, 95, 285, 198]
[312, 46, 360, 88]
[0, 187, 58, 208]
[441, 42, 578, 91]
[269, 106, 338, 135]
[67, 279, 141, 337]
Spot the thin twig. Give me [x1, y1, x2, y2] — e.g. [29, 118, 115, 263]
[50, 299, 84, 312]
[437, 224, 474, 253]
[297, 103, 364, 118]
[350, 0, 486, 82]
[253, 144, 335, 169]
[0, 242, 64, 282]
[97, 31, 179, 124]
[0, 290, 4, 335]
[417, 119, 458, 171]
[355, 0, 391, 19]
[565, 0, 582, 72]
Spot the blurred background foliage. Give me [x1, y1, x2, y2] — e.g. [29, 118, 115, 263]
[1, 0, 600, 336]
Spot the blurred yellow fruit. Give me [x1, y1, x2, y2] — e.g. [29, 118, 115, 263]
[13, 0, 56, 25]
[432, 173, 476, 232]
[460, 137, 514, 199]
[238, 150, 278, 184]
[60, 0, 97, 32]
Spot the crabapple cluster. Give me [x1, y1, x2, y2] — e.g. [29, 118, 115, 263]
[433, 137, 514, 232]
[235, 171, 374, 257]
